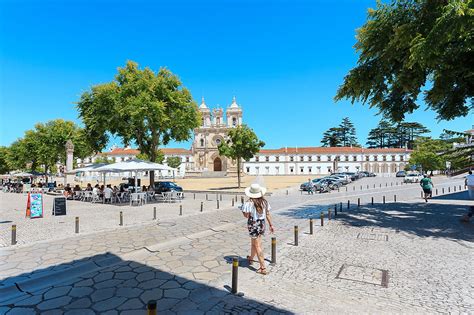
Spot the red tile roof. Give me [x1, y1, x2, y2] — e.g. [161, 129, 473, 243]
[258, 147, 411, 154]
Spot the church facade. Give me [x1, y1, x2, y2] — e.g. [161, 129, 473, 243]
[79, 97, 412, 176]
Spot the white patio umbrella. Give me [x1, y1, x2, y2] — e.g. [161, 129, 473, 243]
[94, 159, 176, 189]
[65, 163, 109, 174]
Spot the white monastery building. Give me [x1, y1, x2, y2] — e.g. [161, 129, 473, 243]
[78, 97, 411, 177]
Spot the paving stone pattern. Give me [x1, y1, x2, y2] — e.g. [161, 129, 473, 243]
[0, 177, 471, 313]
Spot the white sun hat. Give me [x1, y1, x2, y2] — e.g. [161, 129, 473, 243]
[245, 183, 267, 198]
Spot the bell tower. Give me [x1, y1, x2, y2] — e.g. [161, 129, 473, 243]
[226, 96, 242, 127]
[212, 107, 224, 126]
[199, 97, 211, 127]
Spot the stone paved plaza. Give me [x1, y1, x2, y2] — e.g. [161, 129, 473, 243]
[0, 176, 472, 314]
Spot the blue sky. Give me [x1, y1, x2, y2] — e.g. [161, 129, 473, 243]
[0, 0, 472, 150]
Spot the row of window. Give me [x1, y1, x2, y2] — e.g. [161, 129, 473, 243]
[254, 155, 405, 162]
[245, 165, 354, 174]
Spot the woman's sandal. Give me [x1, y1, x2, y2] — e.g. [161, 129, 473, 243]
[246, 256, 253, 265]
[256, 267, 267, 275]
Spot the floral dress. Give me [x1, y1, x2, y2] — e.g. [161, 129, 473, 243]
[242, 201, 271, 238]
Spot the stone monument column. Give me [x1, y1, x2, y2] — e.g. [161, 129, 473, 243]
[65, 140, 74, 185]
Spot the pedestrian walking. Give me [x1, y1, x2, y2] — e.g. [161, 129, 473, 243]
[241, 183, 274, 275]
[420, 174, 433, 202]
[307, 178, 315, 195]
[465, 171, 474, 200]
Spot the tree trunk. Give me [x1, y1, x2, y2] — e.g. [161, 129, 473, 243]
[237, 158, 241, 188]
[149, 170, 155, 187]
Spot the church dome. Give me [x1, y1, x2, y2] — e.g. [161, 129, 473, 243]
[229, 96, 239, 109]
[199, 97, 208, 109]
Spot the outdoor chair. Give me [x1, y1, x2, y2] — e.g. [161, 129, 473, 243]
[103, 190, 113, 204]
[130, 193, 143, 206]
[91, 191, 101, 203]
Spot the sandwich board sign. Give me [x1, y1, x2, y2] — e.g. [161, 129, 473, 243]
[26, 192, 43, 219]
[52, 197, 67, 216]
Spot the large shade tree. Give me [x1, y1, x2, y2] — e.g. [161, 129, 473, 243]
[321, 117, 359, 147]
[366, 120, 430, 149]
[77, 61, 201, 185]
[218, 125, 265, 188]
[5, 120, 92, 182]
[335, 0, 473, 121]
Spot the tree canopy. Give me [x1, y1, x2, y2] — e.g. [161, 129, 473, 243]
[218, 125, 265, 188]
[408, 137, 452, 172]
[4, 119, 92, 180]
[321, 117, 359, 147]
[366, 120, 430, 149]
[166, 156, 182, 169]
[335, 0, 473, 121]
[77, 61, 201, 185]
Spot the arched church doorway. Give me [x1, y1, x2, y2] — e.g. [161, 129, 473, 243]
[213, 157, 222, 171]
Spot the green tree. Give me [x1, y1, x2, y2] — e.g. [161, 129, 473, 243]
[77, 61, 200, 185]
[335, 0, 473, 121]
[440, 129, 474, 170]
[0, 147, 11, 174]
[409, 138, 452, 172]
[321, 128, 342, 147]
[366, 120, 429, 149]
[339, 117, 359, 146]
[321, 117, 359, 147]
[166, 156, 182, 169]
[218, 125, 265, 188]
[366, 120, 396, 148]
[136, 150, 165, 164]
[93, 156, 113, 164]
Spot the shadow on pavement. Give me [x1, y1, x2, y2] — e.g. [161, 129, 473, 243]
[0, 252, 292, 313]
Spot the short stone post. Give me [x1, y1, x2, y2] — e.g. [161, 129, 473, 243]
[179, 205, 183, 216]
[320, 212, 324, 226]
[119, 211, 123, 226]
[271, 237, 277, 265]
[75, 217, 79, 233]
[294, 226, 299, 246]
[200, 202, 203, 212]
[231, 258, 239, 294]
[11, 225, 17, 245]
[153, 207, 156, 220]
[147, 300, 157, 315]
[309, 219, 313, 234]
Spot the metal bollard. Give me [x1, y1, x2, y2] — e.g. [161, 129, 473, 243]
[339, 202, 342, 212]
[119, 211, 123, 226]
[75, 217, 79, 233]
[294, 226, 298, 246]
[358, 198, 360, 207]
[320, 212, 324, 226]
[454, 186, 456, 192]
[179, 205, 183, 216]
[347, 200, 350, 210]
[346, 186, 348, 192]
[371, 197, 374, 205]
[360, 185, 362, 190]
[421, 191, 423, 198]
[11, 225, 17, 245]
[328, 209, 332, 220]
[309, 219, 313, 234]
[459, 185, 461, 191]
[241, 196, 244, 204]
[193, 193, 195, 200]
[380, 183, 382, 188]
[231, 257, 239, 294]
[353, 186, 355, 191]
[206, 194, 208, 201]
[334, 204, 337, 216]
[442, 187, 445, 194]
[235, 195, 238, 202]
[367, 185, 369, 189]
[217, 199, 219, 209]
[394, 195, 397, 202]
[386, 183, 388, 187]
[147, 300, 157, 315]
[435, 188, 438, 195]
[232, 199, 235, 207]
[448, 187, 450, 193]
[271, 237, 276, 265]
[200, 201, 203, 212]
[391, 182, 393, 186]
[383, 196, 386, 204]
[286, 190, 288, 195]
[153, 207, 156, 220]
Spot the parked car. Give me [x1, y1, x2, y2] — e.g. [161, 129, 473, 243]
[404, 173, 423, 183]
[342, 172, 359, 181]
[321, 178, 343, 190]
[361, 171, 376, 177]
[153, 181, 183, 193]
[300, 178, 324, 191]
[396, 171, 406, 177]
[328, 175, 350, 185]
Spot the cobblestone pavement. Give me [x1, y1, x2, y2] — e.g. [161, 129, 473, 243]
[0, 176, 471, 313]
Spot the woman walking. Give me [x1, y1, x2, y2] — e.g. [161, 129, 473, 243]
[420, 174, 434, 202]
[242, 183, 274, 275]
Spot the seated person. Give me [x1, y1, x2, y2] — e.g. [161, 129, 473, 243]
[64, 184, 73, 198]
[73, 184, 81, 192]
[103, 185, 114, 202]
[85, 183, 93, 191]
